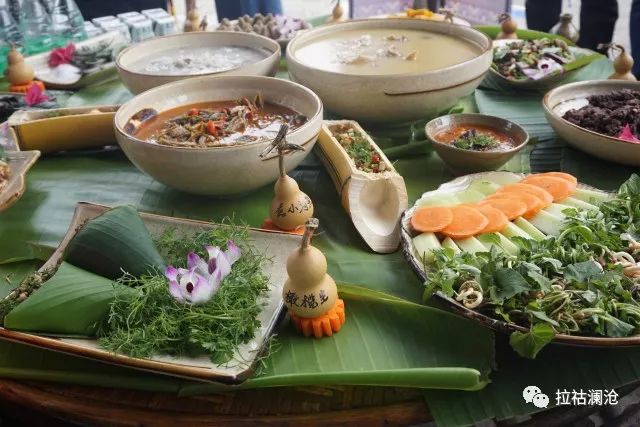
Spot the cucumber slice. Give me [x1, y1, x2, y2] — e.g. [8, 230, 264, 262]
[528, 210, 564, 236]
[441, 237, 462, 255]
[478, 171, 523, 186]
[468, 180, 501, 196]
[561, 197, 599, 211]
[544, 203, 572, 218]
[456, 189, 486, 203]
[502, 222, 533, 240]
[477, 233, 520, 255]
[513, 217, 546, 241]
[572, 187, 612, 204]
[454, 236, 488, 254]
[416, 194, 460, 207]
[412, 232, 442, 264]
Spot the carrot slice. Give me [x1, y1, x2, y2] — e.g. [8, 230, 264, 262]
[410, 206, 453, 233]
[479, 197, 527, 220]
[440, 205, 489, 239]
[476, 204, 509, 234]
[488, 191, 545, 219]
[496, 183, 553, 206]
[537, 172, 578, 185]
[520, 175, 576, 202]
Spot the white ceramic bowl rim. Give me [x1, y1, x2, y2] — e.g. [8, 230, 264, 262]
[116, 31, 281, 78]
[114, 75, 323, 152]
[425, 113, 530, 154]
[543, 80, 640, 149]
[287, 18, 492, 79]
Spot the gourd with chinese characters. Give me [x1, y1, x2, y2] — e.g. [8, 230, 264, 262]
[282, 219, 345, 338]
[265, 124, 314, 231]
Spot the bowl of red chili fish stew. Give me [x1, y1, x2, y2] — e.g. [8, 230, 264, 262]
[114, 75, 323, 196]
[426, 113, 529, 175]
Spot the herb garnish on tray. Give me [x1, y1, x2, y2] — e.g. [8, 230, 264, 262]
[99, 222, 270, 364]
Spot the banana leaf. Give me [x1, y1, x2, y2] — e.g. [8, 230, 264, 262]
[4, 262, 136, 337]
[424, 336, 640, 426]
[180, 284, 494, 394]
[64, 205, 165, 280]
[474, 25, 575, 44]
[0, 269, 494, 392]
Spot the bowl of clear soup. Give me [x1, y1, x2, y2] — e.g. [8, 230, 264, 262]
[116, 31, 281, 94]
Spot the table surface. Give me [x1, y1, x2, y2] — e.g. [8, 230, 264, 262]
[1, 38, 639, 426]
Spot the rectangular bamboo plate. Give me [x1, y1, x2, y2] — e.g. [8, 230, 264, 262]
[316, 120, 408, 253]
[0, 202, 303, 383]
[0, 150, 40, 213]
[9, 106, 118, 153]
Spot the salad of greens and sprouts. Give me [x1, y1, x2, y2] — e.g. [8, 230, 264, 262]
[424, 174, 640, 358]
[492, 38, 575, 81]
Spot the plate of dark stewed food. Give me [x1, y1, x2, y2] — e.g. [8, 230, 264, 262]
[544, 80, 640, 167]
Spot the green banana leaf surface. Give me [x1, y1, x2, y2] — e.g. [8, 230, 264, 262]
[1, 30, 639, 426]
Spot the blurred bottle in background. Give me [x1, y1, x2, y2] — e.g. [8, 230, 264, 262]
[50, 0, 87, 43]
[19, 0, 55, 54]
[0, 0, 22, 72]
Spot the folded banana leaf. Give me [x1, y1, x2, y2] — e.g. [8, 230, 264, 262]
[64, 205, 165, 280]
[4, 262, 135, 337]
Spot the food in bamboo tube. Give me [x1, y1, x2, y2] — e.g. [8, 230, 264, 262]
[496, 13, 517, 40]
[262, 123, 313, 231]
[283, 218, 345, 338]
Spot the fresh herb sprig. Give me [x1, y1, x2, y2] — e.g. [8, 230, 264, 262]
[452, 129, 499, 151]
[424, 174, 640, 358]
[98, 221, 271, 365]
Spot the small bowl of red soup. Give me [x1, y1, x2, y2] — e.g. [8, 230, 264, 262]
[425, 113, 529, 175]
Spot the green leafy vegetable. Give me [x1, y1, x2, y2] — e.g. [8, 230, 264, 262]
[423, 174, 640, 357]
[509, 323, 555, 359]
[452, 129, 499, 151]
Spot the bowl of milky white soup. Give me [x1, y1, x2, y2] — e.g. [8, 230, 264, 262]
[287, 18, 493, 123]
[116, 31, 280, 94]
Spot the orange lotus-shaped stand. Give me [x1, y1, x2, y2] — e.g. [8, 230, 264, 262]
[288, 299, 346, 338]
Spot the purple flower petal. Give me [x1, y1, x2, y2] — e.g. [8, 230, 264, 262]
[205, 245, 221, 260]
[187, 252, 201, 269]
[164, 265, 178, 281]
[225, 240, 241, 266]
[168, 280, 183, 301]
[177, 267, 190, 276]
[190, 273, 215, 304]
[214, 251, 232, 278]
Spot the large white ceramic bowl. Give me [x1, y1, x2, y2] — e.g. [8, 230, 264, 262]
[116, 32, 281, 94]
[286, 19, 492, 123]
[114, 76, 323, 196]
[543, 80, 640, 167]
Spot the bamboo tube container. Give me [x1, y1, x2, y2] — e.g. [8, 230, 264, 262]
[316, 121, 408, 253]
